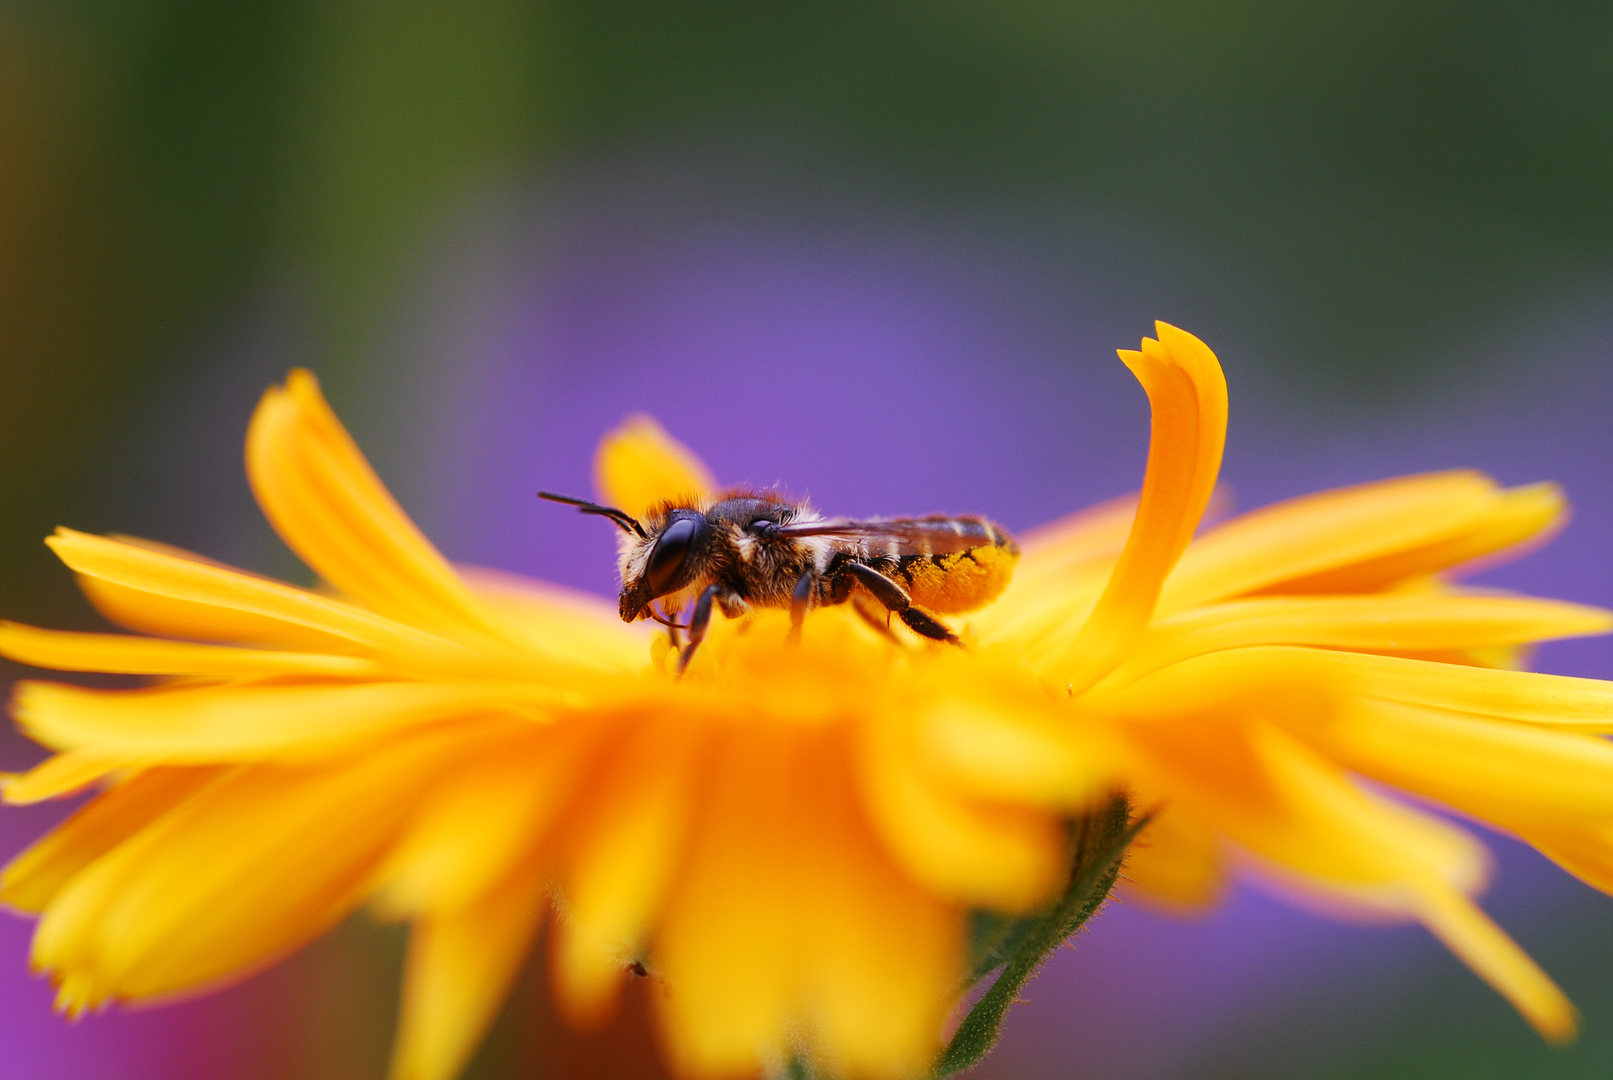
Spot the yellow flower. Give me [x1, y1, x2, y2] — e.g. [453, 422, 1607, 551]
[1, 322, 1610, 1079]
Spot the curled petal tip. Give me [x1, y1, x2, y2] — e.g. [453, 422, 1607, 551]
[1061, 325, 1229, 692]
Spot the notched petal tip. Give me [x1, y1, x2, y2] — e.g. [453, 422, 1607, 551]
[252, 368, 319, 419]
[284, 367, 321, 396]
[43, 526, 90, 561]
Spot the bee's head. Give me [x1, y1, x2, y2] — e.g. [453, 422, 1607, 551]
[617, 508, 712, 622]
[536, 492, 715, 624]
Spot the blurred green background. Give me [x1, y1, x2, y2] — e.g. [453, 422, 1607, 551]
[2, 3, 1612, 1078]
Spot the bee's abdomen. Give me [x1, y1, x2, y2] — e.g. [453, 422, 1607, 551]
[893, 527, 1018, 614]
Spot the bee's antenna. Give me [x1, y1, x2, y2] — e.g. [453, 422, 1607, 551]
[537, 491, 648, 539]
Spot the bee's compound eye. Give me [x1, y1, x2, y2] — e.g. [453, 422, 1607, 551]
[646, 516, 700, 597]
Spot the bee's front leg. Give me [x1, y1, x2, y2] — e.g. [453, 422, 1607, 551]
[787, 570, 816, 643]
[676, 584, 723, 676]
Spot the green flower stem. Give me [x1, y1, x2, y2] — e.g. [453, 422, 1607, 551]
[934, 796, 1142, 1078]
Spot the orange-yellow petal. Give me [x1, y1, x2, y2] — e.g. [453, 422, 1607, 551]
[792, 734, 957, 1080]
[34, 727, 482, 1009]
[1122, 719, 1486, 899]
[1410, 883, 1577, 1043]
[246, 371, 520, 647]
[3, 748, 151, 805]
[1124, 717, 1575, 1040]
[1157, 472, 1531, 614]
[13, 680, 554, 761]
[653, 725, 798, 1077]
[389, 859, 547, 1080]
[1519, 822, 1613, 896]
[1270, 481, 1567, 596]
[654, 726, 957, 1079]
[459, 567, 650, 673]
[551, 714, 708, 1027]
[376, 721, 616, 918]
[970, 495, 1133, 656]
[68, 536, 368, 651]
[912, 694, 1116, 807]
[0, 621, 383, 677]
[48, 529, 459, 658]
[1101, 594, 1612, 687]
[593, 414, 717, 522]
[854, 709, 1068, 912]
[1310, 699, 1613, 823]
[1119, 805, 1226, 912]
[1, 767, 227, 912]
[1057, 323, 1227, 692]
[1095, 646, 1613, 728]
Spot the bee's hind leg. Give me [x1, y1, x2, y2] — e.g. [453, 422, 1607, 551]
[838, 562, 959, 645]
[850, 595, 901, 641]
[896, 605, 957, 643]
[676, 584, 722, 675]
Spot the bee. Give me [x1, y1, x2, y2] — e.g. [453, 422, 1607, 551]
[539, 489, 1019, 672]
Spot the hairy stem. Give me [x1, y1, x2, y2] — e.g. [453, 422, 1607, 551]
[934, 795, 1141, 1078]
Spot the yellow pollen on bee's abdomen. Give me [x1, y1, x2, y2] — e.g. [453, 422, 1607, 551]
[898, 544, 1019, 614]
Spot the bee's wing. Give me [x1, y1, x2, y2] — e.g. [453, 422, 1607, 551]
[773, 517, 997, 556]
